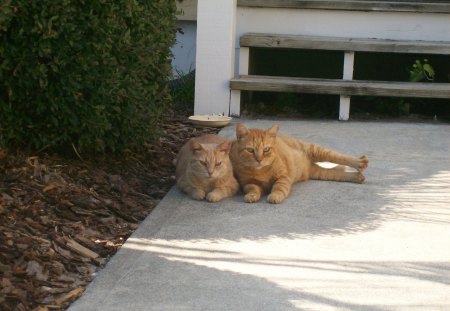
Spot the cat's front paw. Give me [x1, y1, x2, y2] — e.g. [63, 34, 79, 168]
[190, 189, 206, 200]
[206, 191, 224, 203]
[267, 191, 285, 204]
[357, 155, 369, 171]
[244, 192, 261, 203]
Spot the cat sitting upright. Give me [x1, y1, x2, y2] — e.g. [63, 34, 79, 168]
[230, 124, 368, 204]
[174, 134, 239, 202]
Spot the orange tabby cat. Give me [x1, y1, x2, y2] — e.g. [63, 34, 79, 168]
[230, 124, 368, 204]
[175, 134, 239, 202]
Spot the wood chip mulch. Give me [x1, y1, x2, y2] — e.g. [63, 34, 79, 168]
[0, 114, 220, 311]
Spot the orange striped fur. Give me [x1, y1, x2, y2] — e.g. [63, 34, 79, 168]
[175, 135, 239, 202]
[230, 124, 368, 204]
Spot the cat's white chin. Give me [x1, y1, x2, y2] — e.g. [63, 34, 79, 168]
[254, 163, 268, 169]
[243, 161, 268, 169]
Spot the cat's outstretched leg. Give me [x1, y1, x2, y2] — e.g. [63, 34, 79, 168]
[354, 155, 369, 172]
[310, 164, 365, 184]
[308, 144, 368, 172]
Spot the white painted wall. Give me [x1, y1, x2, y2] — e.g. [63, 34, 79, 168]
[235, 7, 450, 42]
[171, 21, 197, 77]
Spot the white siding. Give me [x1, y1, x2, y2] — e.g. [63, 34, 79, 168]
[171, 21, 197, 77]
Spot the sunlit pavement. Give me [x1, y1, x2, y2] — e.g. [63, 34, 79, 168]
[69, 120, 450, 311]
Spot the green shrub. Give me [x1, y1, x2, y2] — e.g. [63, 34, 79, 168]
[169, 69, 195, 114]
[0, 0, 176, 152]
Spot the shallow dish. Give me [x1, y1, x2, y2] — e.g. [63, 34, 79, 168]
[188, 115, 232, 127]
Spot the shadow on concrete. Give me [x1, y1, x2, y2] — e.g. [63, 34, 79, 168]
[72, 236, 450, 310]
[131, 166, 450, 242]
[127, 239, 450, 286]
[78, 239, 449, 310]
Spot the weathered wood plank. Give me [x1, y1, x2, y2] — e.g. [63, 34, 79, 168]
[230, 75, 450, 98]
[240, 33, 450, 54]
[237, 0, 450, 14]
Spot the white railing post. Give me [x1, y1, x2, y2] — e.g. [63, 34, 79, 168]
[230, 47, 249, 116]
[339, 51, 355, 121]
[194, 0, 237, 116]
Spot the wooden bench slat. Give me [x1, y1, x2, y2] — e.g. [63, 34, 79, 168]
[237, 0, 450, 14]
[240, 33, 450, 54]
[230, 75, 450, 98]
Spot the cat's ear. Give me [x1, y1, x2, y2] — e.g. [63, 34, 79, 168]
[216, 140, 231, 154]
[190, 140, 204, 154]
[236, 123, 249, 140]
[266, 124, 279, 138]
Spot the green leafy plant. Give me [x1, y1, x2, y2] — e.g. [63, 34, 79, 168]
[409, 59, 435, 82]
[169, 69, 195, 114]
[0, 0, 176, 152]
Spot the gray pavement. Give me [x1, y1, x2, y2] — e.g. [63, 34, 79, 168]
[69, 120, 450, 311]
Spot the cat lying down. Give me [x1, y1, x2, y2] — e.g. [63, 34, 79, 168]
[174, 134, 239, 202]
[174, 124, 368, 204]
[230, 123, 368, 204]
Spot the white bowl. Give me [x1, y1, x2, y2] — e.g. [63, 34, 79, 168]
[188, 115, 232, 127]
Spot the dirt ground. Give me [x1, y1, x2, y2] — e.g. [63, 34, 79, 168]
[0, 113, 219, 310]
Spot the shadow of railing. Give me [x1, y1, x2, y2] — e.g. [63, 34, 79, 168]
[121, 237, 450, 310]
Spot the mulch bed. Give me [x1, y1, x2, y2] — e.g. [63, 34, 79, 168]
[0, 113, 219, 310]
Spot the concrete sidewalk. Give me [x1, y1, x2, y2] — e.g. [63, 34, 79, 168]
[69, 120, 450, 311]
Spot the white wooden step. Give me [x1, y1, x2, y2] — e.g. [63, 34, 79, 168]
[237, 0, 450, 14]
[240, 33, 450, 55]
[230, 75, 450, 99]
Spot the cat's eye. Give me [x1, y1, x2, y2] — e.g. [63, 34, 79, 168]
[215, 161, 222, 167]
[245, 147, 254, 153]
[263, 147, 271, 152]
[199, 160, 207, 166]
